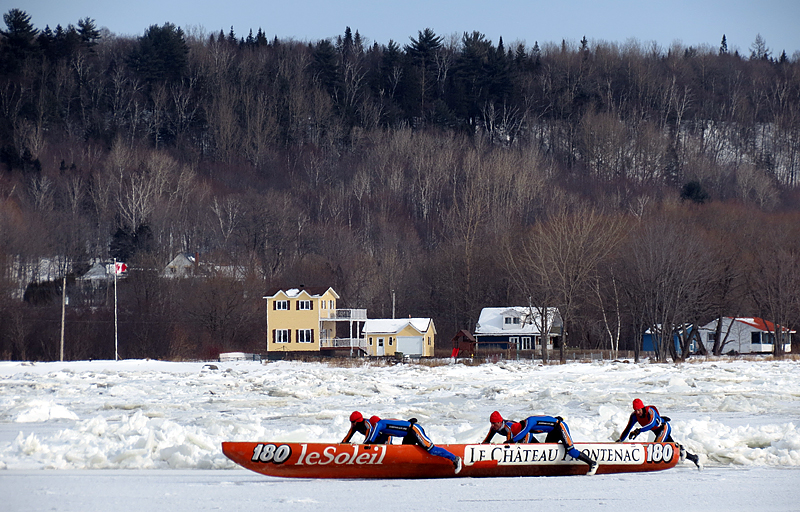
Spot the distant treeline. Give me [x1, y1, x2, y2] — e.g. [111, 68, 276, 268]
[1, 9, 799, 362]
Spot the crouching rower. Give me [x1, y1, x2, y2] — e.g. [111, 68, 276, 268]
[617, 398, 701, 469]
[342, 411, 390, 444]
[483, 411, 598, 475]
[365, 417, 463, 474]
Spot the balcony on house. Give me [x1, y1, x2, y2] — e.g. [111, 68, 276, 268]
[319, 308, 368, 355]
[321, 308, 367, 320]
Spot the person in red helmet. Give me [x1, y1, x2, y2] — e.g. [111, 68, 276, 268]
[341, 412, 390, 444]
[617, 399, 701, 469]
[482, 410, 518, 443]
[483, 411, 598, 475]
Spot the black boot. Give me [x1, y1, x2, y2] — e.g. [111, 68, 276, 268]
[686, 452, 702, 470]
[577, 453, 598, 476]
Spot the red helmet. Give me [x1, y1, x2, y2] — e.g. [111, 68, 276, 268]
[369, 415, 381, 425]
[349, 411, 363, 423]
[490, 411, 503, 423]
[632, 399, 644, 411]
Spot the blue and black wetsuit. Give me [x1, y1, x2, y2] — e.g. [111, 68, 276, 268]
[619, 406, 673, 442]
[365, 418, 458, 463]
[513, 416, 583, 459]
[482, 420, 518, 444]
[482, 414, 596, 473]
[342, 418, 390, 444]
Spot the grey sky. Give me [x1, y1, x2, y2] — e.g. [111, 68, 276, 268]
[12, 0, 800, 56]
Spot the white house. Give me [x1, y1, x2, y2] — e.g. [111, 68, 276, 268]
[163, 253, 243, 279]
[699, 317, 793, 354]
[473, 306, 562, 351]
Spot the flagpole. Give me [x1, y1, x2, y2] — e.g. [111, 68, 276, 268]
[114, 258, 118, 361]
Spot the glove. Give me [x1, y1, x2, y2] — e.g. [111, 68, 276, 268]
[556, 416, 563, 422]
[629, 429, 641, 440]
[408, 418, 417, 424]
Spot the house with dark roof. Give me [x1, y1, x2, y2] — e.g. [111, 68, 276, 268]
[473, 306, 562, 352]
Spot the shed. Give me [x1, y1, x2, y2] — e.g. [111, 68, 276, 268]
[450, 329, 476, 358]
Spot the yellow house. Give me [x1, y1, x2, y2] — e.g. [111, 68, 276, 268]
[263, 287, 367, 354]
[362, 318, 436, 358]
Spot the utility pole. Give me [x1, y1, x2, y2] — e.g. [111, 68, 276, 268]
[114, 258, 119, 361]
[60, 276, 66, 361]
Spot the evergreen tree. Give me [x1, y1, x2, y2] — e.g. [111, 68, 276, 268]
[680, 181, 710, 204]
[454, 31, 492, 120]
[312, 39, 341, 99]
[127, 23, 189, 83]
[380, 39, 404, 102]
[531, 41, 541, 65]
[256, 28, 268, 46]
[514, 43, 526, 63]
[580, 35, 589, 54]
[0, 8, 40, 73]
[719, 34, 728, 55]
[77, 17, 100, 47]
[406, 28, 443, 118]
[489, 36, 511, 103]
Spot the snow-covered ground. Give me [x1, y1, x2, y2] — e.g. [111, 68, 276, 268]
[2, 358, 799, 511]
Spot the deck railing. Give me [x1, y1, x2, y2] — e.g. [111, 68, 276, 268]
[320, 337, 368, 350]
[321, 309, 367, 320]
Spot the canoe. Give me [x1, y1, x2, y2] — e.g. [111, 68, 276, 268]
[221, 441, 679, 478]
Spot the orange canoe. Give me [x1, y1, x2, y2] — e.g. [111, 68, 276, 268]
[222, 441, 679, 479]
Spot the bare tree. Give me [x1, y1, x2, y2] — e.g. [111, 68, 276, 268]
[618, 211, 709, 362]
[747, 230, 800, 358]
[518, 208, 628, 361]
[211, 195, 242, 247]
[593, 267, 622, 358]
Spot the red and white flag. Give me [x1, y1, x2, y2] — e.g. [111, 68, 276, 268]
[114, 262, 127, 274]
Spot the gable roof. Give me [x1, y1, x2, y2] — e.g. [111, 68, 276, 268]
[263, 287, 339, 300]
[474, 306, 562, 335]
[79, 262, 112, 281]
[363, 318, 434, 335]
[726, 317, 795, 333]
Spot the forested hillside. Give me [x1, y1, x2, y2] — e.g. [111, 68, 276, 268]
[1, 9, 799, 362]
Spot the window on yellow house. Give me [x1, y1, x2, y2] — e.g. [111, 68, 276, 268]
[298, 329, 313, 343]
[275, 300, 288, 310]
[275, 329, 290, 343]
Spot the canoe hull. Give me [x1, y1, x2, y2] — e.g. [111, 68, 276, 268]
[221, 441, 679, 479]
